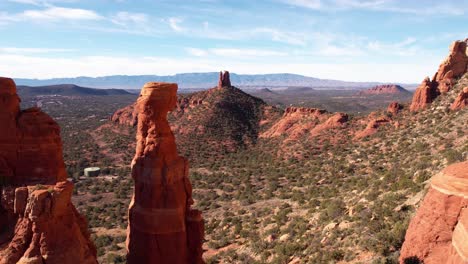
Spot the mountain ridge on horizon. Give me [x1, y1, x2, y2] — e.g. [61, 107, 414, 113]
[14, 72, 418, 90]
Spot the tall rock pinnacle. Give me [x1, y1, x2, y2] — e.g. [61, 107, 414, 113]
[218, 70, 231, 88]
[410, 39, 468, 111]
[0, 77, 97, 264]
[126, 82, 204, 264]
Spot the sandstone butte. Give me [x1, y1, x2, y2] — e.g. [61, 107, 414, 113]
[0, 77, 97, 264]
[126, 82, 204, 264]
[358, 84, 409, 95]
[410, 39, 468, 111]
[400, 161, 468, 264]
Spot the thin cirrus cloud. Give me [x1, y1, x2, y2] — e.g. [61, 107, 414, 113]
[185, 48, 288, 57]
[282, 0, 465, 15]
[0, 6, 103, 22]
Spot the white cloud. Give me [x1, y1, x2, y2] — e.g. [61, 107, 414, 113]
[111, 12, 148, 26]
[210, 48, 288, 57]
[21, 7, 103, 21]
[168, 17, 184, 32]
[185, 48, 208, 57]
[282, 0, 322, 9]
[185, 48, 288, 57]
[281, 0, 465, 15]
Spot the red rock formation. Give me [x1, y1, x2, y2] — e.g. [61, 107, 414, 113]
[387, 101, 402, 115]
[409, 77, 438, 112]
[310, 113, 348, 136]
[410, 39, 468, 111]
[218, 70, 231, 88]
[451, 87, 468, 110]
[0, 77, 97, 264]
[354, 116, 390, 139]
[111, 103, 138, 126]
[358, 84, 409, 95]
[399, 161, 468, 264]
[126, 82, 204, 264]
[434, 39, 468, 93]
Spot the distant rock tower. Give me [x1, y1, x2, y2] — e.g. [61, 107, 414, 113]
[126, 82, 204, 264]
[218, 70, 231, 88]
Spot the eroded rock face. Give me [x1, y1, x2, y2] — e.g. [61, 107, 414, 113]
[410, 39, 468, 111]
[409, 77, 439, 112]
[354, 116, 390, 139]
[0, 77, 97, 264]
[399, 161, 468, 264]
[387, 102, 402, 115]
[126, 82, 204, 264]
[218, 70, 231, 88]
[451, 87, 468, 110]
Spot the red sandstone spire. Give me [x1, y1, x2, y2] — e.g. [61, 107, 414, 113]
[126, 82, 204, 264]
[218, 70, 231, 88]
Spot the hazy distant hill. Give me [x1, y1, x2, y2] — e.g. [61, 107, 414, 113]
[14, 73, 416, 90]
[17, 84, 132, 96]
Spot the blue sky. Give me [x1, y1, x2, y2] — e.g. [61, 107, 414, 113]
[0, 0, 467, 82]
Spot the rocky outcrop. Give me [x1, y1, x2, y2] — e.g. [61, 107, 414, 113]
[218, 70, 231, 88]
[354, 116, 390, 139]
[410, 39, 468, 111]
[387, 101, 402, 115]
[409, 77, 439, 112]
[126, 82, 204, 264]
[451, 87, 468, 110]
[434, 40, 468, 93]
[358, 84, 409, 95]
[0, 77, 97, 264]
[400, 161, 468, 264]
[111, 103, 138, 126]
[261, 107, 349, 141]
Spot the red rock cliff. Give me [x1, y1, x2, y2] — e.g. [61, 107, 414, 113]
[126, 82, 204, 264]
[399, 161, 468, 264]
[410, 39, 468, 111]
[0, 77, 97, 264]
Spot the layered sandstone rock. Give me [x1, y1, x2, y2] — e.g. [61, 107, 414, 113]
[358, 84, 409, 95]
[218, 70, 231, 88]
[451, 87, 468, 110]
[410, 39, 468, 111]
[0, 77, 97, 264]
[126, 82, 204, 264]
[399, 161, 468, 264]
[409, 77, 438, 112]
[354, 116, 390, 139]
[387, 102, 402, 115]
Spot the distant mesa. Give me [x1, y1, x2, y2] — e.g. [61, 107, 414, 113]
[358, 84, 410, 96]
[17, 84, 132, 96]
[218, 70, 231, 88]
[410, 39, 468, 111]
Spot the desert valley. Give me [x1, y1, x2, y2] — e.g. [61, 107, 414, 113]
[0, 1, 467, 264]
